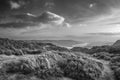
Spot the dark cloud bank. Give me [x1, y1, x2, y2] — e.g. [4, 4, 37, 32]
[0, 0, 120, 27]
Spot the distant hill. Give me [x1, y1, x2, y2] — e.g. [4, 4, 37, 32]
[30, 40, 113, 49]
[86, 42, 113, 48]
[0, 38, 69, 55]
[39, 40, 82, 47]
[112, 40, 120, 48]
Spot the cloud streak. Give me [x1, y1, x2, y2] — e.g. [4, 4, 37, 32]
[0, 11, 70, 29]
[88, 32, 120, 36]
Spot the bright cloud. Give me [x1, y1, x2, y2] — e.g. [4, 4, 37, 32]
[89, 3, 96, 8]
[46, 11, 65, 25]
[10, 1, 21, 9]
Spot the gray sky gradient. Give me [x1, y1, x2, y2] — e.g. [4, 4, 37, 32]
[0, 0, 120, 42]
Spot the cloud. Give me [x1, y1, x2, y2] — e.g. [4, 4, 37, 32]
[45, 1, 54, 10]
[86, 9, 120, 25]
[38, 11, 65, 25]
[10, 1, 21, 9]
[9, 0, 29, 9]
[89, 3, 96, 8]
[0, 11, 70, 29]
[26, 13, 36, 17]
[63, 23, 71, 28]
[0, 22, 38, 28]
[88, 32, 120, 36]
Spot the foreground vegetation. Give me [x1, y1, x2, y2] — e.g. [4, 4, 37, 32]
[0, 51, 114, 80]
[0, 38, 120, 80]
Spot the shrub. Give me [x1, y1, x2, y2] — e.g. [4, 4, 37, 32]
[92, 52, 112, 61]
[71, 47, 89, 53]
[57, 57, 105, 80]
[110, 55, 120, 80]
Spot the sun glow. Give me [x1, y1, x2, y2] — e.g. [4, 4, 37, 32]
[111, 27, 120, 33]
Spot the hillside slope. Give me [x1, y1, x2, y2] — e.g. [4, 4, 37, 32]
[0, 51, 114, 80]
[112, 40, 120, 48]
[39, 40, 81, 47]
[0, 38, 69, 55]
[0, 38, 117, 80]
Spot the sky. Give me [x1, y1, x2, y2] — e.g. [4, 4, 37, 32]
[0, 0, 120, 42]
